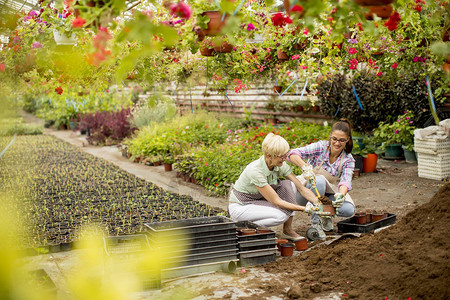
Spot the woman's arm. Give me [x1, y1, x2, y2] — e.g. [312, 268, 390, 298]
[289, 154, 308, 168]
[286, 173, 319, 205]
[256, 185, 307, 211]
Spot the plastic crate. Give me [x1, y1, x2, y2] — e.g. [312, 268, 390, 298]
[414, 137, 450, 155]
[416, 152, 450, 180]
[337, 213, 396, 233]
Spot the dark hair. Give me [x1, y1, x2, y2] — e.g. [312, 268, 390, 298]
[331, 119, 353, 154]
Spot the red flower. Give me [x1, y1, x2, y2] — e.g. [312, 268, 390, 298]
[55, 87, 63, 95]
[291, 5, 303, 14]
[392, 62, 398, 69]
[384, 11, 401, 31]
[271, 12, 292, 27]
[72, 17, 85, 28]
[0, 63, 4, 72]
[348, 48, 357, 54]
[414, 4, 422, 12]
[376, 71, 382, 76]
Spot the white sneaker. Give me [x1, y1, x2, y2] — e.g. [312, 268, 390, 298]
[321, 217, 334, 232]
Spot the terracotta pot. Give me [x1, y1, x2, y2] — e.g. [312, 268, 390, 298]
[256, 227, 272, 234]
[200, 47, 215, 56]
[355, 213, 367, 224]
[152, 161, 160, 166]
[276, 239, 289, 251]
[362, 153, 378, 173]
[322, 205, 335, 216]
[200, 11, 227, 36]
[364, 5, 393, 20]
[366, 213, 372, 223]
[280, 243, 295, 257]
[355, 0, 394, 5]
[277, 49, 289, 60]
[372, 212, 384, 222]
[213, 41, 233, 53]
[294, 40, 307, 50]
[295, 105, 304, 112]
[273, 86, 283, 94]
[241, 228, 257, 236]
[312, 106, 320, 112]
[163, 163, 172, 172]
[294, 237, 308, 251]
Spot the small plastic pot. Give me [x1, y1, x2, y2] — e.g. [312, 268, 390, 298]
[371, 212, 384, 222]
[256, 227, 272, 234]
[365, 213, 372, 223]
[276, 239, 289, 251]
[355, 212, 367, 224]
[280, 243, 295, 257]
[294, 238, 308, 251]
[241, 228, 257, 236]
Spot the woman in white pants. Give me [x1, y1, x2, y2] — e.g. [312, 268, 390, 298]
[228, 133, 328, 240]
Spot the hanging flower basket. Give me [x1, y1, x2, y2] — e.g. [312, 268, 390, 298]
[200, 11, 227, 36]
[213, 41, 233, 53]
[277, 49, 289, 60]
[200, 47, 215, 56]
[355, 0, 394, 5]
[53, 29, 76, 45]
[364, 5, 393, 20]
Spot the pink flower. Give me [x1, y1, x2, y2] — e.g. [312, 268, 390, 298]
[348, 58, 358, 70]
[348, 48, 357, 54]
[392, 62, 398, 69]
[410, 121, 413, 124]
[32, 42, 42, 49]
[170, 1, 192, 20]
[376, 71, 382, 76]
[413, 57, 419, 62]
[303, 28, 309, 35]
[394, 129, 399, 134]
[291, 54, 300, 60]
[301, 66, 307, 69]
[247, 23, 255, 31]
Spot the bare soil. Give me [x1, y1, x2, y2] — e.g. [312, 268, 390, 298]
[252, 183, 450, 300]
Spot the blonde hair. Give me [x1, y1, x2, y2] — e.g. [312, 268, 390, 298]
[262, 133, 290, 157]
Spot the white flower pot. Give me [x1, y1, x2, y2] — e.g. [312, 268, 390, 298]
[53, 29, 77, 45]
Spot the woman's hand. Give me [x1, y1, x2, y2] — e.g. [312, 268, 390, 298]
[332, 193, 345, 208]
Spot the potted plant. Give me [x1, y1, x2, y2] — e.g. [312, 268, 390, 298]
[393, 110, 417, 163]
[373, 119, 405, 160]
[199, 36, 216, 56]
[163, 155, 174, 172]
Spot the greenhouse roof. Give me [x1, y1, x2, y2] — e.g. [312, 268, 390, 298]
[0, 0, 39, 15]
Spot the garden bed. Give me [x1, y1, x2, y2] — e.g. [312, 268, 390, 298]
[0, 135, 224, 248]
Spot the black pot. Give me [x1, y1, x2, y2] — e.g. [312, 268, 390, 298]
[354, 155, 364, 171]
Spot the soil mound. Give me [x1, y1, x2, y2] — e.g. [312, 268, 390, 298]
[258, 183, 450, 299]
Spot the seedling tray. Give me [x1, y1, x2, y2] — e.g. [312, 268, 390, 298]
[337, 213, 397, 233]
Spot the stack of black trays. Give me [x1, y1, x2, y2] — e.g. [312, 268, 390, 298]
[144, 216, 239, 280]
[236, 221, 277, 267]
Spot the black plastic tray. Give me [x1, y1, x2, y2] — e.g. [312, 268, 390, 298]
[144, 216, 236, 236]
[239, 253, 276, 267]
[337, 213, 397, 233]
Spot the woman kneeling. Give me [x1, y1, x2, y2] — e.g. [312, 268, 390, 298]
[228, 133, 326, 240]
